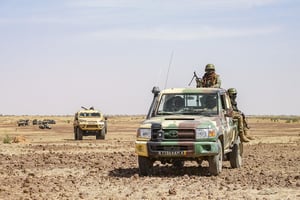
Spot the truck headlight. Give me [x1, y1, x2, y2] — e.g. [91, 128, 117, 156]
[196, 128, 216, 139]
[98, 121, 104, 125]
[137, 128, 151, 139]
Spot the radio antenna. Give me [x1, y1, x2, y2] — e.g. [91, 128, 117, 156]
[164, 51, 174, 89]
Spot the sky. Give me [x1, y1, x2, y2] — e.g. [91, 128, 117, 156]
[0, 0, 299, 116]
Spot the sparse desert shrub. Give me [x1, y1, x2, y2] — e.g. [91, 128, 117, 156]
[292, 119, 299, 123]
[285, 119, 291, 123]
[3, 135, 12, 144]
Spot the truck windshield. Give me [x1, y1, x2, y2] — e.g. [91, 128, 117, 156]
[156, 93, 218, 116]
[79, 112, 101, 117]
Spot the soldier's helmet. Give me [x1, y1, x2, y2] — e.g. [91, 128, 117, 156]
[205, 64, 215, 72]
[227, 88, 237, 95]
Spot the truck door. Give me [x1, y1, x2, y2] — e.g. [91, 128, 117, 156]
[220, 93, 234, 149]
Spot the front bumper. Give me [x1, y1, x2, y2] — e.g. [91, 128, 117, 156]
[135, 140, 220, 158]
[79, 124, 104, 131]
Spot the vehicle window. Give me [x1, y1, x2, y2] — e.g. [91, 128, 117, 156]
[91, 113, 101, 117]
[79, 112, 101, 117]
[156, 93, 218, 116]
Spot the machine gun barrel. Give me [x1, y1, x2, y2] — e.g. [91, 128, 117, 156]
[188, 71, 199, 86]
[189, 71, 202, 87]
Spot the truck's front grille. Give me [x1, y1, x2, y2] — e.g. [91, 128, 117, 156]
[86, 125, 99, 128]
[162, 129, 195, 140]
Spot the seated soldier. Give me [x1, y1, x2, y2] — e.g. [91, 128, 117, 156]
[227, 88, 254, 142]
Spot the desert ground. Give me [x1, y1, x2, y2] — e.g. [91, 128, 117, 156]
[0, 115, 299, 200]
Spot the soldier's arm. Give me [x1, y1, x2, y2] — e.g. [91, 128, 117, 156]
[196, 78, 202, 87]
[213, 75, 221, 88]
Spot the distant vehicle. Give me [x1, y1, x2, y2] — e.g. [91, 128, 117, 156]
[32, 119, 38, 125]
[17, 119, 29, 126]
[73, 107, 107, 140]
[135, 87, 242, 176]
[39, 123, 51, 129]
[43, 119, 56, 124]
[33, 119, 56, 125]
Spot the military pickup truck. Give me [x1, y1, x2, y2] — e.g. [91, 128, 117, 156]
[73, 107, 107, 140]
[135, 87, 243, 176]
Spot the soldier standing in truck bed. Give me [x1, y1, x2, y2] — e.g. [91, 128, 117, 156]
[196, 64, 221, 88]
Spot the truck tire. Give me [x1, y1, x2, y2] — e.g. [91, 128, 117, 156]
[208, 139, 223, 176]
[74, 128, 78, 140]
[96, 129, 105, 140]
[77, 128, 83, 140]
[96, 131, 100, 140]
[138, 156, 153, 176]
[229, 138, 243, 168]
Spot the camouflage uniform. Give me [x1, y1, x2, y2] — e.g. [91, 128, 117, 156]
[228, 88, 254, 142]
[196, 64, 221, 88]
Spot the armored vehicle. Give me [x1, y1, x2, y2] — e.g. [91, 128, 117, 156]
[17, 119, 29, 126]
[135, 87, 243, 176]
[73, 107, 107, 140]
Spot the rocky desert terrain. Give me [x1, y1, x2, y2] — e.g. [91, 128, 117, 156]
[0, 115, 299, 200]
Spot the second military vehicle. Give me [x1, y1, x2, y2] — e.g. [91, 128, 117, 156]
[135, 87, 243, 176]
[17, 119, 29, 126]
[73, 107, 107, 140]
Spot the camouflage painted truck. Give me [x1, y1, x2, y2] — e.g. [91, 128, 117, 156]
[73, 107, 107, 140]
[135, 87, 243, 176]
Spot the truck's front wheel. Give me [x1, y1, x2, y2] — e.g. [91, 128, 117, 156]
[76, 128, 83, 140]
[96, 128, 105, 140]
[138, 156, 153, 176]
[96, 129, 105, 140]
[208, 139, 223, 176]
[74, 128, 78, 140]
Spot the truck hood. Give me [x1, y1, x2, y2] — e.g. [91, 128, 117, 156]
[140, 115, 221, 130]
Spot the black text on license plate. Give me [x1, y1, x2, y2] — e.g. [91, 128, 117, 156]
[158, 151, 185, 156]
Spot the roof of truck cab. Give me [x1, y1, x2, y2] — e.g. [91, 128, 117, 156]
[77, 109, 101, 113]
[160, 87, 226, 94]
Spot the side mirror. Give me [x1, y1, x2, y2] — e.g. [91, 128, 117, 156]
[152, 86, 160, 96]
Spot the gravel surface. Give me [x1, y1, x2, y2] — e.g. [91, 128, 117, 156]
[0, 116, 299, 200]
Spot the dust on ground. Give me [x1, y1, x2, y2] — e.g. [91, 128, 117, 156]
[0, 116, 299, 200]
